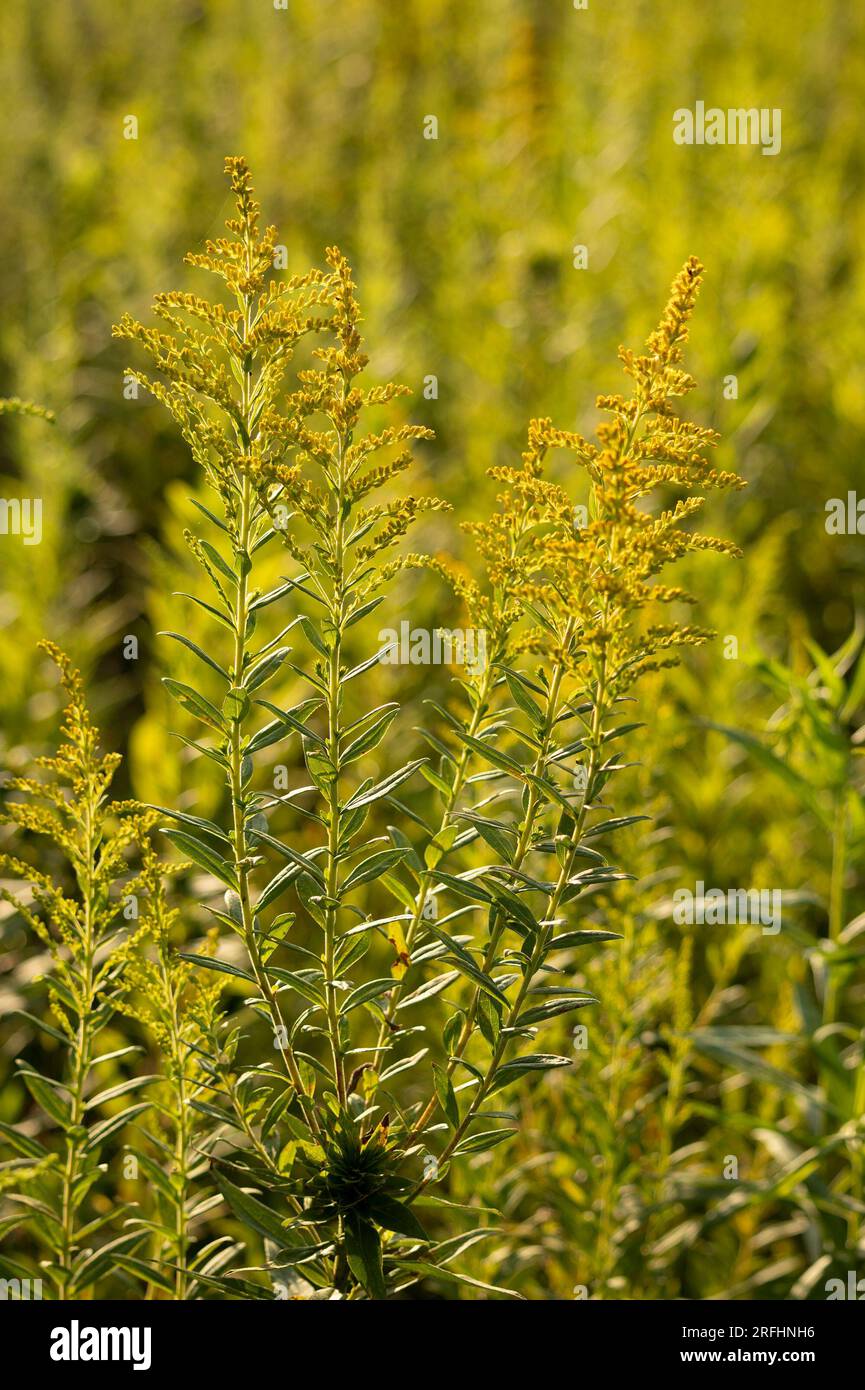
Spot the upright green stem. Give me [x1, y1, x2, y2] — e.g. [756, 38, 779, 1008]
[156, 946, 189, 1300]
[369, 663, 496, 1074]
[824, 777, 859, 1244]
[411, 647, 609, 1187]
[593, 920, 631, 1287]
[370, 504, 540, 1083]
[409, 618, 577, 1138]
[228, 256, 321, 1137]
[323, 371, 349, 1107]
[57, 792, 97, 1299]
[824, 785, 847, 1026]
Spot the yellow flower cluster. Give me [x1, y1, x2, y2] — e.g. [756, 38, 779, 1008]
[449, 256, 744, 692]
[0, 642, 153, 1032]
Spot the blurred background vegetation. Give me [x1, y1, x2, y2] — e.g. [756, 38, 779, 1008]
[1, 0, 863, 1299]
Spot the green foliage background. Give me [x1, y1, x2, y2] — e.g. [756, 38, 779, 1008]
[1, 0, 863, 1299]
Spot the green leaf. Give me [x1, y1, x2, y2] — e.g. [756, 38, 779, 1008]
[504, 670, 544, 725]
[85, 1076, 160, 1110]
[380, 871, 417, 910]
[153, 806, 232, 848]
[419, 763, 452, 798]
[246, 1240, 336, 1270]
[171, 732, 230, 770]
[342, 848, 408, 894]
[548, 929, 622, 949]
[344, 651, 387, 683]
[344, 596, 385, 629]
[245, 647, 290, 692]
[688, 1036, 830, 1112]
[304, 741, 337, 792]
[377, 1047, 428, 1084]
[246, 827, 327, 889]
[298, 614, 329, 657]
[256, 698, 325, 748]
[456, 729, 526, 778]
[524, 771, 575, 814]
[190, 497, 229, 533]
[174, 590, 233, 631]
[199, 537, 237, 586]
[429, 1228, 501, 1265]
[339, 978, 394, 1015]
[159, 631, 230, 683]
[363, 1194, 428, 1241]
[223, 686, 251, 723]
[386, 824, 423, 873]
[341, 706, 399, 763]
[489, 1054, 571, 1093]
[477, 991, 502, 1046]
[162, 678, 226, 733]
[114, 1253, 178, 1296]
[250, 576, 315, 613]
[701, 720, 828, 824]
[431, 869, 493, 906]
[161, 828, 239, 892]
[257, 862, 302, 914]
[344, 760, 425, 810]
[487, 879, 538, 934]
[246, 697, 321, 754]
[214, 1171, 293, 1246]
[396, 971, 459, 1010]
[344, 1214, 386, 1299]
[177, 952, 256, 985]
[459, 813, 517, 864]
[424, 824, 458, 870]
[11, 1009, 69, 1047]
[85, 1103, 151, 1152]
[265, 966, 326, 1007]
[0, 1119, 48, 1160]
[19, 1070, 72, 1129]
[453, 1128, 516, 1155]
[443, 952, 509, 1008]
[433, 1064, 460, 1128]
[396, 1259, 523, 1299]
[517, 997, 595, 1026]
[585, 814, 650, 838]
[68, 1230, 150, 1297]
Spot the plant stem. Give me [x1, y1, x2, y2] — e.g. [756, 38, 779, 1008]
[228, 252, 321, 1138]
[368, 662, 496, 1074]
[409, 618, 577, 1138]
[156, 943, 189, 1299]
[323, 373, 349, 1108]
[824, 784, 847, 1026]
[410, 643, 608, 1178]
[57, 785, 98, 1299]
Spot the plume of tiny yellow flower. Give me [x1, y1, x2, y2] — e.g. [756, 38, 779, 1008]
[0, 641, 155, 995]
[445, 257, 744, 694]
[0, 644, 158, 1297]
[243, 244, 447, 593]
[537, 256, 744, 691]
[113, 156, 332, 536]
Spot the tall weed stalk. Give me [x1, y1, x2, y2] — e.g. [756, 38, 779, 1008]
[0, 644, 154, 1298]
[0, 160, 743, 1300]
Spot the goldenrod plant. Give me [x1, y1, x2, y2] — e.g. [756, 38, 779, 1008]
[0, 644, 155, 1299]
[382, 258, 744, 1201]
[491, 627, 865, 1302]
[103, 160, 743, 1298]
[113, 160, 452, 1298]
[114, 848, 227, 1299]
